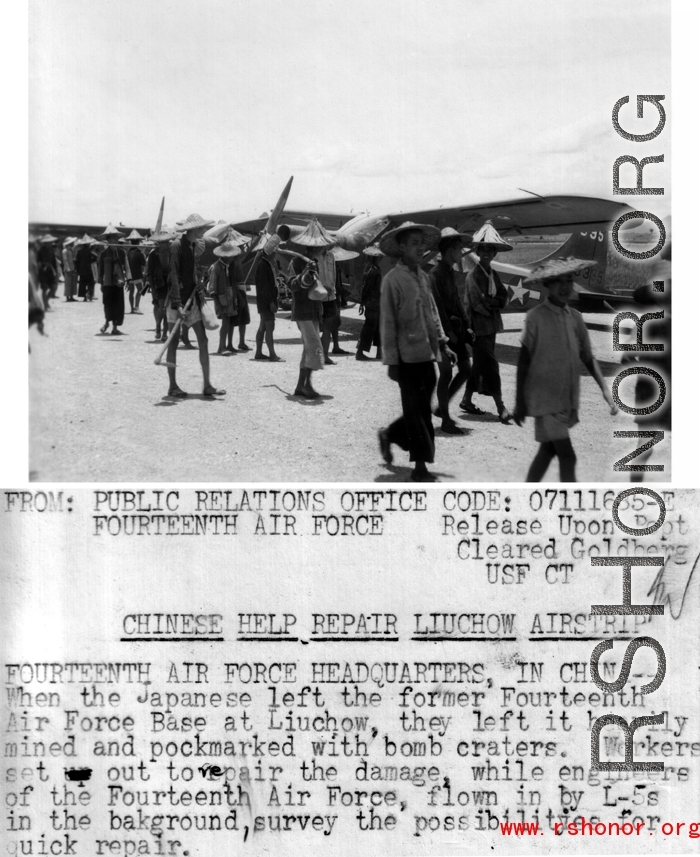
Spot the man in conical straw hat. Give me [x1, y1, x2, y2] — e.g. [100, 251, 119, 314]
[228, 233, 254, 354]
[513, 257, 617, 482]
[430, 227, 474, 434]
[145, 227, 175, 341]
[460, 219, 513, 423]
[356, 244, 384, 361]
[97, 223, 128, 334]
[61, 237, 77, 302]
[254, 234, 284, 362]
[36, 234, 59, 308]
[293, 219, 339, 365]
[322, 245, 357, 360]
[288, 219, 335, 398]
[377, 222, 456, 482]
[165, 213, 224, 399]
[123, 229, 146, 315]
[74, 234, 97, 301]
[208, 240, 243, 356]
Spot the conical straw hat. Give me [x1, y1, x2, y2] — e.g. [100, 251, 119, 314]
[175, 213, 216, 232]
[99, 223, 122, 238]
[363, 244, 384, 257]
[470, 219, 513, 252]
[126, 229, 143, 241]
[150, 226, 176, 243]
[378, 221, 441, 258]
[213, 240, 242, 258]
[438, 226, 472, 250]
[524, 256, 596, 284]
[224, 227, 250, 247]
[331, 245, 359, 261]
[292, 218, 336, 248]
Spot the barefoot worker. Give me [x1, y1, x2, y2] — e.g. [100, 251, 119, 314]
[254, 235, 284, 362]
[289, 219, 335, 399]
[513, 257, 618, 482]
[36, 234, 58, 309]
[208, 238, 242, 356]
[125, 229, 146, 314]
[166, 213, 225, 399]
[74, 234, 97, 301]
[460, 219, 512, 424]
[97, 223, 127, 335]
[145, 227, 175, 341]
[377, 222, 456, 483]
[430, 226, 474, 434]
[315, 242, 339, 365]
[61, 237, 77, 302]
[356, 244, 383, 361]
[327, 244, 357, 357]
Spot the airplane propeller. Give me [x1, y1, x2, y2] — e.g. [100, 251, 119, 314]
[153, 197, 165, 235]
[245, 176, 294, 283]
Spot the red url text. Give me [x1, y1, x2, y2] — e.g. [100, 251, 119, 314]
[500, 818, 700, 838]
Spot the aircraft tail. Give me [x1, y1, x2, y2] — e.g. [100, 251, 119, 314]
[533, 229, 609, 291]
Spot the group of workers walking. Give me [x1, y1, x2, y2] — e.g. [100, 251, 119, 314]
[30, 214, 619, 483]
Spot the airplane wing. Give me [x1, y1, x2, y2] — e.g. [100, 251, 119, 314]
[574, 287, 636, 312]
[233, 210, 354, 235]
[233, 195, 637, 243]
[385, 195, 637, 236]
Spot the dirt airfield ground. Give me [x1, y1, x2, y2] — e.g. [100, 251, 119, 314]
[28, 286, 669, 483]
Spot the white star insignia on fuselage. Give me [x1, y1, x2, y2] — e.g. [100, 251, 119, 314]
[508, 279, 529, 304]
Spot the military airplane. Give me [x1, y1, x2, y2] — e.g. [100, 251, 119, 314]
[30, 180, 642, 312]
[232, 188, 641, 312]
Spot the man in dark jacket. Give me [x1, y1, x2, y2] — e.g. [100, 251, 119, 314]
[145, 230, 173, 340]
[356, 244, 383, 361]
[97, 224, 127, 335]
[460, 220, 513, 424]
[36, 235, 58, 309]
[430, 227, 473, 434]
[125, 230, 146, 314]
[254, 237, 283, 361]
[166, 213, 225, 399]
[74, 235, 96, 301]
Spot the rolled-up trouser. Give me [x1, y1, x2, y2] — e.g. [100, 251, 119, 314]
[296, 319, 324, 370]
[386, 360, 437, 463]
[466, 332, 501, 398]
[358, 306, 380, 352]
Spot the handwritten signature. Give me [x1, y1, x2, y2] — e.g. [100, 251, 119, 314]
[647, 551, 698, 619]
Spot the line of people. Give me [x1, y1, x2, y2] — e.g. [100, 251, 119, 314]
[30, 215, 620, 482]
[376, 221, 617, 482]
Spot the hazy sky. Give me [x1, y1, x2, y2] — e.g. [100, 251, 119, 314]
[29, 0, 671, 227]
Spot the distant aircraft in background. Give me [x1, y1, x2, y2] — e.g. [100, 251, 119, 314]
[233, 190, 641, 311]
[29, 196, 166, 245]
[30, 183, 642, 310]
[469, 228, 630, 313]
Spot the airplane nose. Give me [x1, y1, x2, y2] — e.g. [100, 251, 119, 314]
[335, 215, 391, 250]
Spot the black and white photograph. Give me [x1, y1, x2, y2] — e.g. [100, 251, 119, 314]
[2, 486, 699, 856]
[27, 0, 671, 482]
[6, 5, 699, 857]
